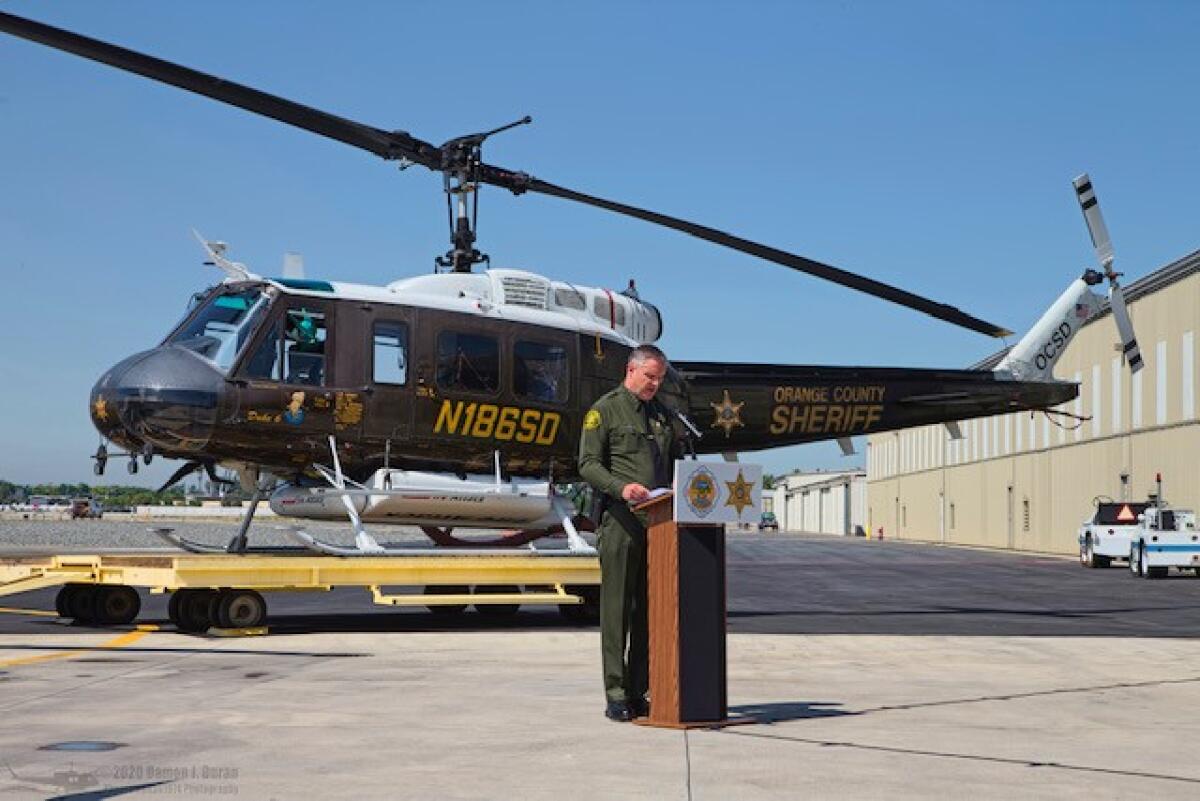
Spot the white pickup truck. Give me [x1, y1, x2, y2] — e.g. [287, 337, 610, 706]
[1078, 501, 1149, 568]
[1129, 505, 1200, 578]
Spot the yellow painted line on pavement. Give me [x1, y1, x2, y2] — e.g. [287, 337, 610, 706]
[0, 607, 58, 617]
[0, 627, 156, 668]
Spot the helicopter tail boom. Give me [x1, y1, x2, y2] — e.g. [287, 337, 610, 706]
[675, 362, 1076, 454]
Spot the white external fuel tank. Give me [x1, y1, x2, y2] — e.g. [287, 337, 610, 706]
[269, 469, 561, 529]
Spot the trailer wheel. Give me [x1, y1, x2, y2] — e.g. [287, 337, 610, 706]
[213, 590, 267, 629]
[474, 585, 521, 617]
[67, 585, 98, 624]
[175, 589, 215, 633]
[55, 585, 75, 618]
[167, 590, 186, 627]
[559, 585, 600, 625]
[206, 591, 226, 628]
[95, 586, 140, 625]
[424, 585, 469, 616]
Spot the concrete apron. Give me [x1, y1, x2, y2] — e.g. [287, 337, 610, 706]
[1, 631, 1198, 800]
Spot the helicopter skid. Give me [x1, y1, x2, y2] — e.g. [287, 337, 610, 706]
[419, 518, 593, 548]
[283, 525, 586, 557]
[150, 526, 319, 555]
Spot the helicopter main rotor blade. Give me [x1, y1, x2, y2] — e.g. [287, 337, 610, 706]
[1, 10, 1012, 338]
[481, 166, 1013, 338]
[0, 11, 442, 169]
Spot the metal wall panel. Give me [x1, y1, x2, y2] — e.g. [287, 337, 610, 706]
[866, 267, 1200, 554]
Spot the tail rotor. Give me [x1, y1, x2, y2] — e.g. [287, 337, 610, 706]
[1073, 174, 1144, 373]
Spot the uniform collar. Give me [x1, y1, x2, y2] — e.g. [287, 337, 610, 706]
[619, 385, 646, 412]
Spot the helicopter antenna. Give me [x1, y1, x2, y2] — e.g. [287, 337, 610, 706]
[435, 115, 533, 273]
[192, 229, 258, 282]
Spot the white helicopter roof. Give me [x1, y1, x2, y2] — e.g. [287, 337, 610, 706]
[262, 267, 662, 346]
[198, 235, 661, 345]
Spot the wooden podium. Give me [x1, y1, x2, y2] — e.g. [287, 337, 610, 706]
[635, 492, 747, 728]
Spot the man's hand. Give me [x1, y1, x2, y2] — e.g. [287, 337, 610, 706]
[621, 483, 651, 504]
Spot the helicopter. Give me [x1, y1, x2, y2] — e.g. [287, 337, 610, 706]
[0, 12, 1141, 554]
[2, 761, 101, 795]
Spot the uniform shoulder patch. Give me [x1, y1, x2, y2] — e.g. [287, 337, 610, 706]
[584, 409, 602, 430]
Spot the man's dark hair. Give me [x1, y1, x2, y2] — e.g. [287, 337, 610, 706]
[628, 344, 668, 367]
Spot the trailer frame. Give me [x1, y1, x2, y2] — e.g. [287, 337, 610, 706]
[0, 550, 601, 633]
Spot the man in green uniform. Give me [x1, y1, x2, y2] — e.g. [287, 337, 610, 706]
[578, 344, 679, 722]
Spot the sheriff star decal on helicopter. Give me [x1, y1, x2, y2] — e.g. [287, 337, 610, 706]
[709, 390, 745, 438]
[92, 396, 109, 423]
[724, 469, 756, 517]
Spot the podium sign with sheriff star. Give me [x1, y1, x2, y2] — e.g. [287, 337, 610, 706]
[672, 460, 762, 525]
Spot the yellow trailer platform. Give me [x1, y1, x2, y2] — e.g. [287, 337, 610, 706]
[0, 551, 601, 633]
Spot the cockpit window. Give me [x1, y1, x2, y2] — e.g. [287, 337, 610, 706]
[167, 287, 269, 373]
[282, 309, 327, 385]
[241, 306, 328, 386]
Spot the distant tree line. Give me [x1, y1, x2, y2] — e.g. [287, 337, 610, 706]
[0, 480, 187, 507]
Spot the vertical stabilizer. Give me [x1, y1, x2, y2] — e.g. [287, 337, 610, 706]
[995, 272, 1105, 381]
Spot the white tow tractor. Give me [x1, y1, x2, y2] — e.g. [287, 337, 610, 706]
[1129, 474, 1200, 579]
[1078, 499, 1149, 568]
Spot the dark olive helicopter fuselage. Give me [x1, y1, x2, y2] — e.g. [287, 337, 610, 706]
[89, 272, 1075, 485]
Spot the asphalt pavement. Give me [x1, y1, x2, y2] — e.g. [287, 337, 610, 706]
[3, 531, 1197, 638]
[2, 530, 1200, 799]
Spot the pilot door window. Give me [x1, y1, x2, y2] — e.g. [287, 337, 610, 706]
[514, 341, 569, 403]
[242, 308, 328, 386]
[436, 332, 499, 394]
[372, 321, 409, 385]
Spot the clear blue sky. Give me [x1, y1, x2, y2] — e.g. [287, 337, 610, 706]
[2, 1, 1199, 486]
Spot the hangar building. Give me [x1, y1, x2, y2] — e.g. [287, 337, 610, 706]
[771, 470, 866, 536]
[865, 249, 1200, 555]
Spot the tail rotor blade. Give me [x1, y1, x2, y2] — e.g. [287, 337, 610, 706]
[1109, 283, 1144, 373]
[1073, 174, 1142, 374]
[1073, 173, 1115, 268]
[503, 171, 1014, 338]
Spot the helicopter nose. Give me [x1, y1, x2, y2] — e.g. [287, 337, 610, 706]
[90, 347, 225, 452]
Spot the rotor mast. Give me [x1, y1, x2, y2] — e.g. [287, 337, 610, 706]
[435, 116, 532, 273]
